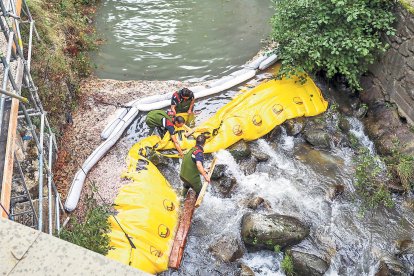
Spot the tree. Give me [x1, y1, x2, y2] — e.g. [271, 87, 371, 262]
[271, 0, 395, 90]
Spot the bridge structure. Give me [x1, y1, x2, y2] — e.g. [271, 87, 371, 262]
[0, 0, 63, 234]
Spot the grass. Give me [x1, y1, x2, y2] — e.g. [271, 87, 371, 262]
[23, 0, 99, 135]
[281, 254, 294, 276]
[399, 0, 414, 15]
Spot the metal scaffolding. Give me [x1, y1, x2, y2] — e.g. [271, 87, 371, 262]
[0, 0, 64, 234]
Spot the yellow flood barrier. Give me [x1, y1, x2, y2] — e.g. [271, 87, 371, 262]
[131, 73, 328, 157]
[107, 73, 328, 274]
[106, 155, 179, 274]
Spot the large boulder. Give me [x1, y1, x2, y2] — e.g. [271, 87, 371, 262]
[303, 130, 331, 150]
[266, 126, 283, 142]
[284, 118, 306, 136]
[241, 213, 310, 251]
[287, 250, 330, 276]
[229, 140, 251, 160]
[209, 235, 244, 262]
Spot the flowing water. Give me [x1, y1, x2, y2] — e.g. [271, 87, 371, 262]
[92, 0, 273, 81]
[122, 73, 414, 275]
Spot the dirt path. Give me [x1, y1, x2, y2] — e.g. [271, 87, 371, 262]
[54, 77, 199, 216]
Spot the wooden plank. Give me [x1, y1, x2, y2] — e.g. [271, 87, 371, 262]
[168, 189, 197, 269]
[0, 97, 19, 218]
[195, 157, 217, 208]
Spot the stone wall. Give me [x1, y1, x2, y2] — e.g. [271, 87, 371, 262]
[361, 3, 414, 125]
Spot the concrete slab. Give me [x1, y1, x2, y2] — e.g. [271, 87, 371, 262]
[0, 218, 150, 276]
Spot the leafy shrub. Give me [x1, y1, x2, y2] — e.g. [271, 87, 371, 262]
[271, 0, 396, 90]
[59, 204, 112, 255]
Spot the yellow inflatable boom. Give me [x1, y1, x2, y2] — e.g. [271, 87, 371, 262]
[130, 74, 328, 157]
[106, 155, 179, 274]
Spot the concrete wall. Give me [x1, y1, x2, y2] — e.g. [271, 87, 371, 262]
[0, 218, 150, 276]
[361, 4, 414, 125]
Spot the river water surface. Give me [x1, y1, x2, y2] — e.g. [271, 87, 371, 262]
[92, 0, 273, 81]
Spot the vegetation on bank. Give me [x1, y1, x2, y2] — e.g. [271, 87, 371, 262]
[399, 0, 414, 14]
[23, 0, 99, 135]
[59, 198, 112, 255]
[271, 0, 396, 90]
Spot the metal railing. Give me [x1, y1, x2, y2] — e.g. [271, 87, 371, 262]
[0, 0, 64, 234]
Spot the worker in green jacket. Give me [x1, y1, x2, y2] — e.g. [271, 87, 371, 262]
[171, 87, 195, 115]
[180, 134, 210, 196]
[145, 110, 185, 157]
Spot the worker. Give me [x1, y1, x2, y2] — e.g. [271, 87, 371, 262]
[180, 134, 210, 197]
[171, 87, 195, 115]
[145, 110, 185, 157]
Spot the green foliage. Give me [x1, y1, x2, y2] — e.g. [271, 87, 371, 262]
[399, 0, 414, 15]
[281, 254, 295, 276]
[353, 147, 394, 211]
[59, 203, 112, 255]
[274, 244, 281, 253]
[271, 0, 396, 90]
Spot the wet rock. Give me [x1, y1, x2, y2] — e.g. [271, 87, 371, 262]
[239, 263, 255, 276]
[229, 140, 251, 160]
[240, 158, 258, 175]
[354, 104, 369, 119]
[247, 197, 264, 210]
[375, 256, 407, 276]
[305, 116, 328, 131]
[396, 239, 414, 256]
[250, 144, 270, 162]
[265, 126, 283, 142]
[327, 184, 345, 201]
[213, 177, 237, 197]
[287, 250, 330, 276]
[209, 235, 244, 262]
[241, 213, 310, 251]
[338, 117, 351, 133]
[387, 182, 405, 194]
[211, 164, 228, 180]
[284, 118, 306, 136]
[147, 151, 169, 166]
[303, 130, 331, 150]
[331, 132, 350, 148]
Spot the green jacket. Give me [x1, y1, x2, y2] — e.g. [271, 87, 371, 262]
[180, 146, 204, 192]
[146, 110, 170, 128]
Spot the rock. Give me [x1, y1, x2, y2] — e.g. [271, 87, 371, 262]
[396, 239, 414, 256]
[240, 263, 255, 276]
[211, 164, 228, 180]
[387, 182, 405, 194]
[247, 197, 264, 210]
[327, 184, 345, 201]
[250, 144, 270, 162]
[354, 105, 368, 119]
[287, 250, 330, 276]
[266, 126, 282, 142]
[240, 158, 258, 175]
[229, 140, 251, 160]
[209, 235, 244, 262]
[241, 213, 310, 251]
[147, 151, 169, 166]
[375, 256, 407, 276]
[304, 130, 331, 150]
[213, 177, 237, 197]
[338, 117, 351, 133]
[284, 118, 306, 136]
